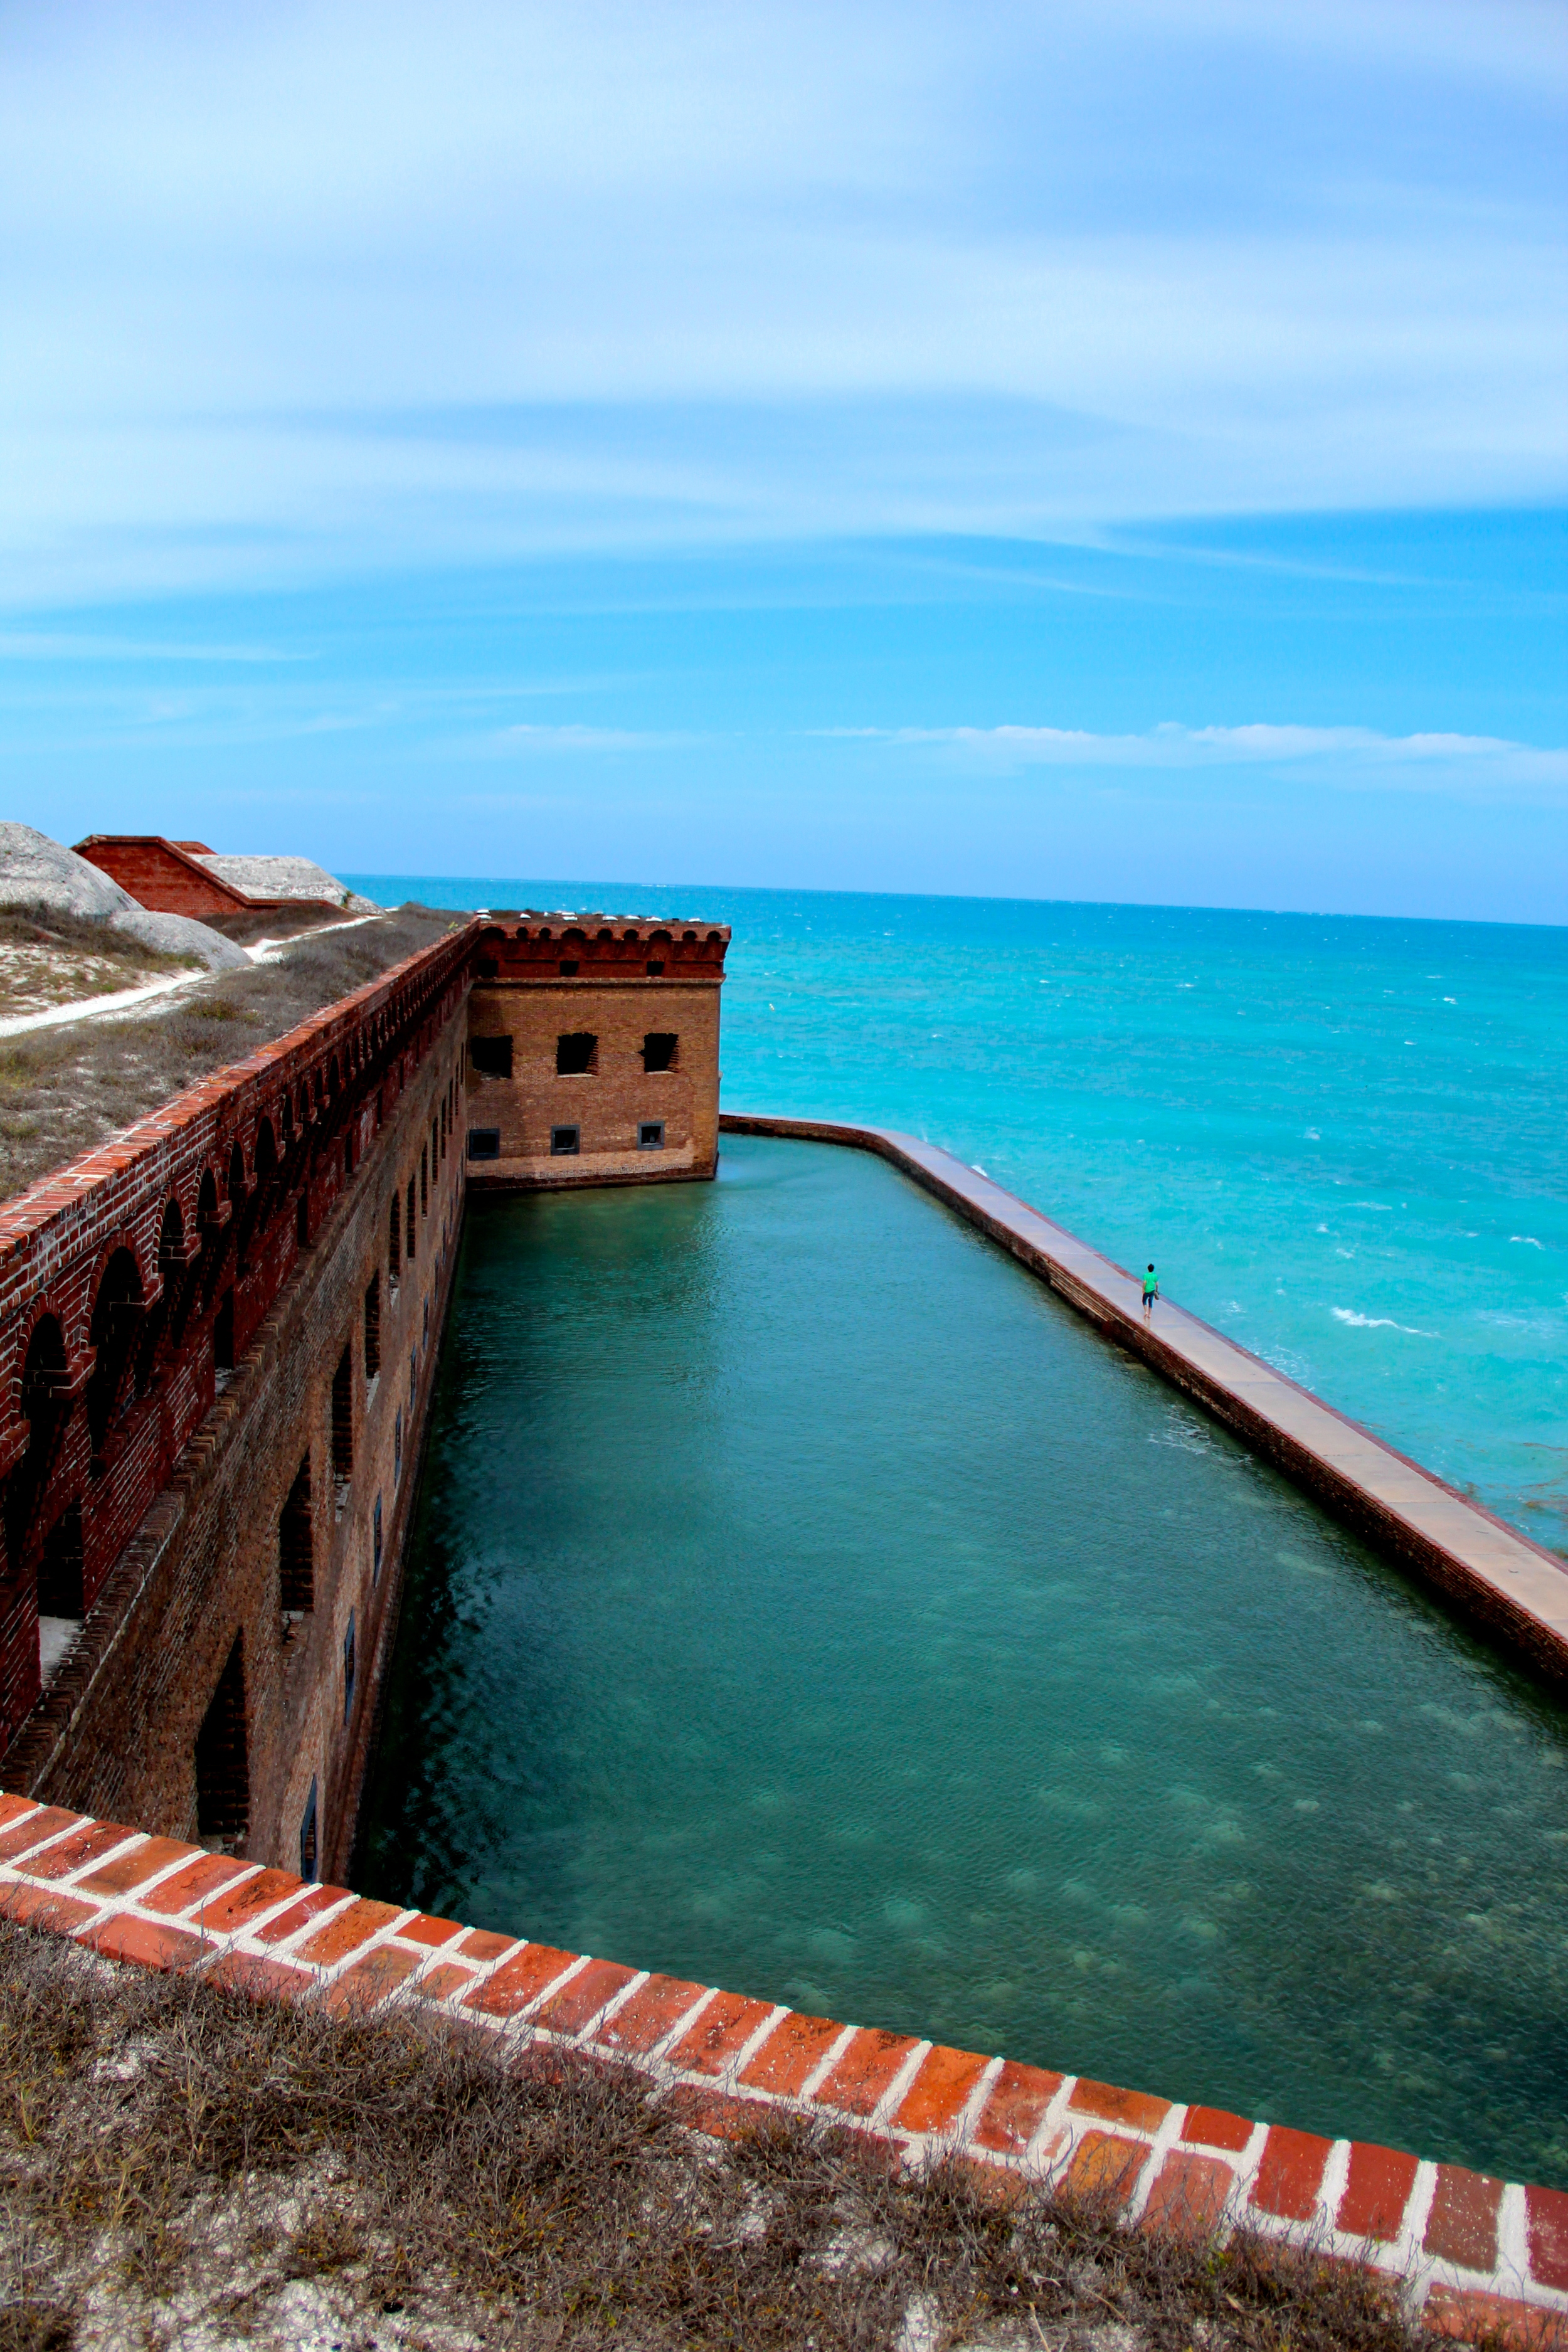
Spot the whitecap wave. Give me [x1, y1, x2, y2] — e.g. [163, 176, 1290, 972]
[1510, 1235, 1545, 1248]
[1332, 1308, 1437, 1337]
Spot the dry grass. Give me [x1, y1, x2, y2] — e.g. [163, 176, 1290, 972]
[0, 1921, 1445, 2352]
[0, 906, 466, 1205]
[0, 908, 198, 1022]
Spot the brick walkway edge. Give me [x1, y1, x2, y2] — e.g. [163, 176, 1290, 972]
[2, 1792, 1564, 2345]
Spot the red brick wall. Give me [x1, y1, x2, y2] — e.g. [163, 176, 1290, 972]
[74, 837, 257, 917]
[0, 903, 729, 1873]
[465, 914, 727, 1190]
[0, 924, 476, 1786]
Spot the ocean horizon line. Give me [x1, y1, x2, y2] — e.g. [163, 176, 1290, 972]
[341, 874, 1568, 937]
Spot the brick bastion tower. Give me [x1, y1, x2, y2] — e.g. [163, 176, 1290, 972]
[463, 911, 729, 1189]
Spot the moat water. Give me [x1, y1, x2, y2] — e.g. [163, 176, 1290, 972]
[359, 1134, 1568, 2189]
[349, 877, 1568, 1563]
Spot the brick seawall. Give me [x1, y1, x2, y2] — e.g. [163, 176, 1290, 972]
[1, 1789, 1564, 2344]
[719, 1116, 1568, 1691]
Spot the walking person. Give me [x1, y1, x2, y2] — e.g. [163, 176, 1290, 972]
[1142, 1262, 1158, 1321]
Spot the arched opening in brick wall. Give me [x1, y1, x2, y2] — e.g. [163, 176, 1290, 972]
[194, 1629, 249, 1850]
[253, 1119, 277, 1224]
[87, 1248, 144, 1461]
[2, 1317, 67, 1588]
[196, 1168, 220, 1256]
[156, 1197, 194, 1351]
[226, 1140, 248, 1209]
[159, 1197, 184, 1264]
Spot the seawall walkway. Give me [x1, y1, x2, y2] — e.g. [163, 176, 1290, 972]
[719, 1115, 1568, 1692]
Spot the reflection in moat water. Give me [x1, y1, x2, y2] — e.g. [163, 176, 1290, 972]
[359, 1136, 1568, 2188]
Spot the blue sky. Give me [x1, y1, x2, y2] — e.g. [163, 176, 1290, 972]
[2, 2, 1564, 919]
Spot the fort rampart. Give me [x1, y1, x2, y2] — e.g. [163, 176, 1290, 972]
[0, 921, 478, 1877]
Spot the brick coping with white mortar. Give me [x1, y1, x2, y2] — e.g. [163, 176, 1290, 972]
[2, 1792, 1564, 2346]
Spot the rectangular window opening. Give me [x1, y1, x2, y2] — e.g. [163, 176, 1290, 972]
[331, 1344, 354, 1485]
[406, 1178, 416, 1260]
[646, 959, 664, 977]
[638, 1121, 666, 1151]
[549, 1125, 581, 1157]
[296, 1194, 309, 1249]
[388, 1192, 401, 1288]
[469, 1034, 512, 1079]
[364, 1273, 381, 1382]
[280, 1453, 314, 1618]
[299, 1777, 319, 1883]
[373, 1492, 383, 1582]
[642, 1032, 679, 1073]
[195, 1630, 249, 1850]
[214, 1288, 235, 1377]
[38, 1499, 85, 1619]
[420, 1146, 428, 1216]
[394, 1405, 403, 1482]
[555, 1032, 597, 1076]
[558, 958, 579, 977]
[342, 1610, 356, 1725]
[467, 1127, 501, 1160]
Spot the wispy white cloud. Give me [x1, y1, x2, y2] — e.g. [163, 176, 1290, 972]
[0, 1, 1562, 600]
[827, 720, 1568, 798]
[0, 632, 304, 664]
[487, 723, 706, 755]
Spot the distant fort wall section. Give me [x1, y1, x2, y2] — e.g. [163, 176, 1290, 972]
[74, 834, 342, 919]
[465, 914, 728, 1190]
[0, 923, 477, 1880]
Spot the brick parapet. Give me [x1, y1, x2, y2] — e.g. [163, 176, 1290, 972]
[472, 911, 730, 985]
[1, 1028, 466, 1880]
[0, 922, 478, 1752]
[1, 1788, 1562, 2344]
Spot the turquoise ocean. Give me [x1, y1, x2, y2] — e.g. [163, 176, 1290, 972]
[347, 877, 1567, 1556]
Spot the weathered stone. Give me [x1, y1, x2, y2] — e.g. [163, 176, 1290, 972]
[107, 906, 248, 972]
[0, 823, 138, 920]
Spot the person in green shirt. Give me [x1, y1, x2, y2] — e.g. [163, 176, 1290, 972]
[1142, 1263, 1158, 1320]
